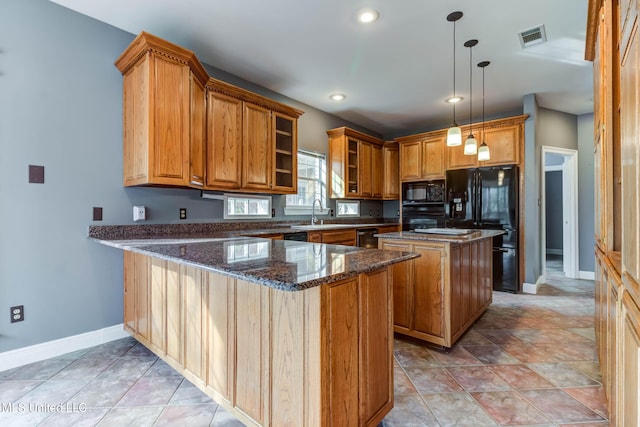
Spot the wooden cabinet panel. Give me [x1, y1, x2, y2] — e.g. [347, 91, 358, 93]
[620, 18, 639, 279]
[270, 283, 305, 426]
[382, 143, 399, 199]
[371, 145, 383, 198]
[165, 262, 181, 366]
[380, 241, 413, 330]
[242, 103, 272, 191]
[205, 273, 234, 402]
[123, 252, 136, 333]
[620, 291, 640, 427]
[399, 141, 421, 181]
[446, 136, 479, 170]
[183, 265, 205, 382]
[422, 137, 445, 179]
[321, 229, 357, 246]
[206, 91, 242, 189]
[481, 125, 519, 166]
[323, 278, 359, 427]
[134, 252, 150, 340]
[150, 258, 167, 353]
[150, 54, 190, 182]
[359, 142, 373, 197]
[359, 269, 393, 427]
[235, 279, 269, 424]
[122, 57, 149, 185]
[189, 75, 206, 187]
[412, 244, 444, 338]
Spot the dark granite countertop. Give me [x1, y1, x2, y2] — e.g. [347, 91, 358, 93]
[375, 229, 504, 243]
[93, 236, 417, 291]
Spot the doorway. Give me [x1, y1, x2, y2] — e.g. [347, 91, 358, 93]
[541, 147, 579, 279]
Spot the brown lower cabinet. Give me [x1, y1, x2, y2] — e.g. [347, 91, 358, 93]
[307, 229, 356, 246]
[379, 237, 492, 347]
[123, 251, 392, 427]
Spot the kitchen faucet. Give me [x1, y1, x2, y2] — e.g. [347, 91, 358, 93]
[311, 198, 323, 225]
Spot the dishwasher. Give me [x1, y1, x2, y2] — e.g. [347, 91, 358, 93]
[283, 231, 308, 242]
[356, 228, 379, 248]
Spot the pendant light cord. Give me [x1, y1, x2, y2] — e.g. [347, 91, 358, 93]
[469, 44, 472, 135]
[452, 20, 457, 125]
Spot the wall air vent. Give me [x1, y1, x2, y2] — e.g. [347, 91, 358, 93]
[518, 25, 547, 48]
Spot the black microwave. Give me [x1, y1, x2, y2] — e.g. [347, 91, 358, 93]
[402, 181, 445, 204]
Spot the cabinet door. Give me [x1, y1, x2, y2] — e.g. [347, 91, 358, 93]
[379, 241, 413, 331]
[620, 16, 639, 278]
[481, 125, 519, 166]
[359, 269, 393, 426]
[412, 244, 444, 338]
[371, 145, 383, 199]
[382, 144, 399, 199]
[446, 135, 478, 170]
[206, 91, 242, 189]
[189, 74, 206, 187]
[123, 56, 150, 185]
[399, 141, 421, 181]
[620, 291, 640, 427]
[150, 54, 191, 184]
[243, 103, 272, 190]
[322, 229, 356, 246]
[422, 137, 445, 179]
[359, 142, 373, 198]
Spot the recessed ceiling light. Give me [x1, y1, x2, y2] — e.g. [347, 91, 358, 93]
[446, 96, 463, 104]
[358, 9, 380, 23]
[330, 93, 346, 101]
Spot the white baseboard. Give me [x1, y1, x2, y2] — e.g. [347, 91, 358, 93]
[579, 270, 595, 280]
[0, 324, 129, 372]
[522, 275, 545, 294]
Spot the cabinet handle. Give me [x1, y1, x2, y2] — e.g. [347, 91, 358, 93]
[190, 180, 204, 186]
[492, 248, 509, 253]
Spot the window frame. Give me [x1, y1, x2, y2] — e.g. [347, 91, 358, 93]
[223, 193, 272, 220]
[284, 150, 329, 216]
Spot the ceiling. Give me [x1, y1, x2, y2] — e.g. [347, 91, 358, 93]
[50, 0, 593, 138]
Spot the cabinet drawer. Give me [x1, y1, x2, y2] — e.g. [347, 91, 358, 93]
[322, 229, 356, 245]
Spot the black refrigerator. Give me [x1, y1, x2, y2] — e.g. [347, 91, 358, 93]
[445, 166, 519, 293]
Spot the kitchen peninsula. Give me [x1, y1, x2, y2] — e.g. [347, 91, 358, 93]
[92, 229, 417, 427]
[377, 229, 502, 347]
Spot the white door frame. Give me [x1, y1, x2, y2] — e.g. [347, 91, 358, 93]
[541, 146, 579, 279]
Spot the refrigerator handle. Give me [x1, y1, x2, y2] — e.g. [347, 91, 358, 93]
[476, 171, 482, 225]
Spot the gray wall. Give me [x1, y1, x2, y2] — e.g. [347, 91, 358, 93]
[577, 113, 595, 272]
[523, 94, 542, 285]
[545, 171, 564, 252]
[0, 0, 387, 353]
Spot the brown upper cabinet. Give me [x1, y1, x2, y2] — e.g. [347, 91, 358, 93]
[116, 32, 303, 193]
[382, 142, 399, 199]
[327, 127, 397, 200]
[205, 78, 302, 194]
[395, 115, 527, 181]
[116, 32, 209, 187]
[396, 134, 446, 181]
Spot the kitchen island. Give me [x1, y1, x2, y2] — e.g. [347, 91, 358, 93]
[377, 229, 502, 347]
[93, 235, 417, 427]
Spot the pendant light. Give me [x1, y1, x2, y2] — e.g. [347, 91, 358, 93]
[463, 39, 478, 155]
[477, 60, 491, 161]
[446, 11, 463, 147]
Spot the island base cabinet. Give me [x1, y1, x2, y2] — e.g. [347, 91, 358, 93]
[123, 252, 393, 427]
[380, 238, 492, 348]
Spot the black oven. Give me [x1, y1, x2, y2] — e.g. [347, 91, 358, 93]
[401, 180, 446, 231]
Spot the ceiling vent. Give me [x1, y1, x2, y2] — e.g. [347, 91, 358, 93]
[518, 25, 547, 48]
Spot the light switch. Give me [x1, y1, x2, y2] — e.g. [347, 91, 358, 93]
[133, 206, 146, 221]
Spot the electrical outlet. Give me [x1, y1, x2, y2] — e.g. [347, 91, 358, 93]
[369, 209, 373, 216]
[10, 305, 24, 323]
[179, 208, 187, 220]
[133, 206, 146, 222]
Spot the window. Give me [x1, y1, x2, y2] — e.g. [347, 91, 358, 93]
[285, 150, 328, 215]
[224, 194, 272, 219]
[336, 200, 360, 217]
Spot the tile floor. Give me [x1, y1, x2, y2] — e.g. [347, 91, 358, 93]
[0, 275, 607, 426]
